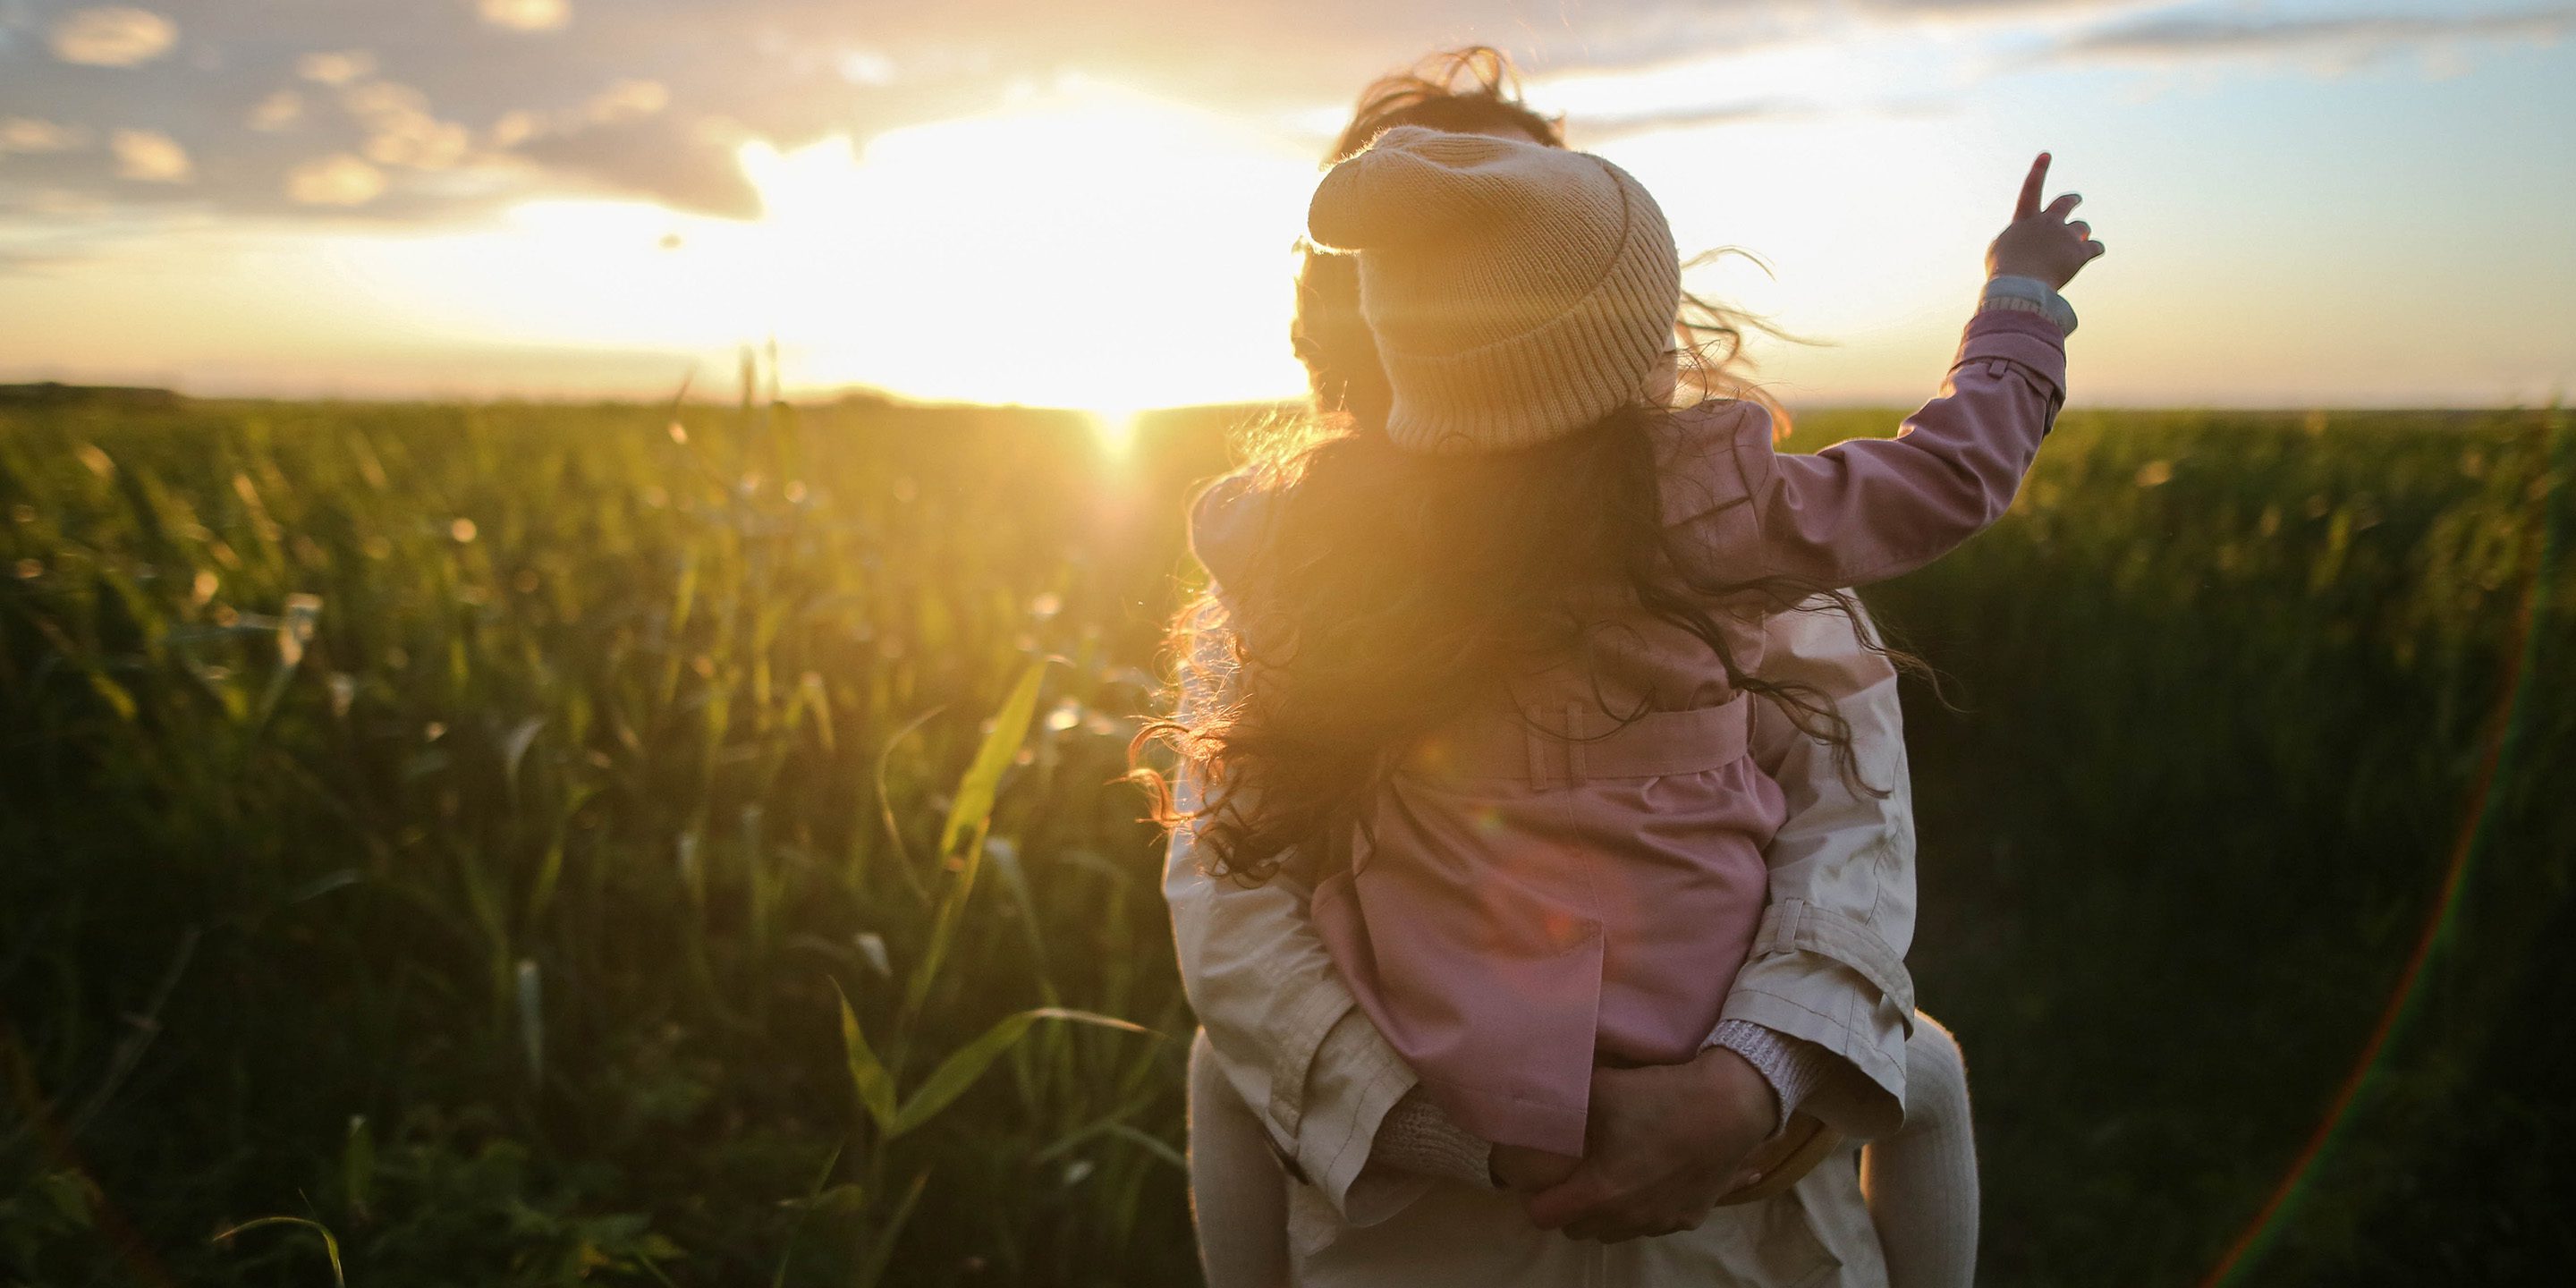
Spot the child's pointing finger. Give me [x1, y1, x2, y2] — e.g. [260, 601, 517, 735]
[2015, 152, 2051, 221]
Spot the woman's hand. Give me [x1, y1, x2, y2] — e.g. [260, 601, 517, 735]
[1987, 151, 2106, 290]
[1490, 1143, 1582, 1194]
[1519, 1046, 1779, 1242]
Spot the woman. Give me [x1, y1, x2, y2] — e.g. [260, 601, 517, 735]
[1161, 49, 1970, 1287]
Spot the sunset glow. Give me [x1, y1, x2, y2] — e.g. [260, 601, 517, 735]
[2, 3, 2570, 409]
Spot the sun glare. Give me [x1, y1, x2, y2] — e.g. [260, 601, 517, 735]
[64, 59, 2020, 408]
[731, 79, 1319, 411]
[1089, 405, 1145, 454]
[319, 76, 1320, 411]
[43, 56, 2047, 407]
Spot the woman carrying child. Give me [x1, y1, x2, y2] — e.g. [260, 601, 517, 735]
[1149, 49, 2101, 1288]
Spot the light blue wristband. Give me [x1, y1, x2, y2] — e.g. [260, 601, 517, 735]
[1980, 275, 2078, 335]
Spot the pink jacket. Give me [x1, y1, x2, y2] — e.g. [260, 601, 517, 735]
[1191, 309, 2067, 1155]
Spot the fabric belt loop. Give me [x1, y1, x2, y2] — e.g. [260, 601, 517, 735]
[1524, 718, 1551, 790]
[1758, 898, 1806, 955]
[1563, 701, 1588, 786]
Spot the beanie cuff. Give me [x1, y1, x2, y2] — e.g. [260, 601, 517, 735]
[1378, 165, 1682, 454]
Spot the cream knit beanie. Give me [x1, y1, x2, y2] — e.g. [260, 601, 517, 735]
[1306, 124, 1682, 454]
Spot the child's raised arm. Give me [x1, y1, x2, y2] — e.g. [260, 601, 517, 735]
[1667, 153, 2105, 591]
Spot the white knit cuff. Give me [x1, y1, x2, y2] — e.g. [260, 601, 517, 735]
[1980, 275, 2078, 335]
[1709, 1019, 1842, 1134]
[1369, 1086, 1497, 1190]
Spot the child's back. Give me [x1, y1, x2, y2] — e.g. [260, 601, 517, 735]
[1191, 337, 2059, 1157]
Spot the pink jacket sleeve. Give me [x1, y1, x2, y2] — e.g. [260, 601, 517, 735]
[1670, 308, 2069, 590]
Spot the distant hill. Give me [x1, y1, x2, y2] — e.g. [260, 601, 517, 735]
[0, 382, 183, 409]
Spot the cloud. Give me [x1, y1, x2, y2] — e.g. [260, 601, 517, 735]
[247, 90, 304, 131]
[479, 0, 571, 34]
[585, 79, 669, 123]
[1564, 99, 1809, 144]
[343, 80, 476, 169]
[838, 48, 899, 87]
[286, 154, 388, 206]
[110, 129, 190, 182]
[515, 114, 761, 217]
[2059, 4, 2576, 64]
[47, 6, 176, 67]
[1, 118, 89, 154]
[490, 110, 544, 148]
[299, 50, 379, 87]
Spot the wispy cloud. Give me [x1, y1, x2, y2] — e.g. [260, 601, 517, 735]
[109, 128, 188, 182]
[1563, 99, 1810, 144]
[2059, 4, 2576, 64]
[298, 50, 378, 89]
[1, 116, 89, 153]
[285, 153, 386, 206]
[478, 0, 571, 35]
[515, 114, 764, 218]
[246, 89, 302, 131]
[47, 6, 175, 68]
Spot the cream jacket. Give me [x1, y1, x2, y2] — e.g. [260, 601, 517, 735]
[1163, 601, 1919, 1286]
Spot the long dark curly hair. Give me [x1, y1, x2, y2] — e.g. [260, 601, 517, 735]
[1135, 47, 1886, 887]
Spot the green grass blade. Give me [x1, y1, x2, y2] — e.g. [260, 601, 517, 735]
[831, 979, 897, 1132]
[936, 660, 1046, 860]
[889, 1007, 1149, 1140]
[905, 661, 1049, 1016]
[213, 1216, 347, 1288]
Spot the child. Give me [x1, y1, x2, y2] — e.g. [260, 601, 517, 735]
[1163, 126, 2100, 1285]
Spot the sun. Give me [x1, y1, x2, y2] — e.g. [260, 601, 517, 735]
[733, 76, 1321, 415]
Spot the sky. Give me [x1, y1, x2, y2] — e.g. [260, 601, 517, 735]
[0, 0, 2570, 410]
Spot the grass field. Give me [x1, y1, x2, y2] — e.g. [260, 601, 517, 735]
[2, 393, 2570, 1286]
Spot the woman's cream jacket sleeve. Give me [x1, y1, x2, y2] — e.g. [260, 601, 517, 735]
[1163, 596, 1921, 1223]
[1160, 595, 1428, 1222]
[1728, 600, 1919, 1139]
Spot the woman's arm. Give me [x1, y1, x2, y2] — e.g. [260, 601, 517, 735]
[1719, 597, 1923, 1140]
[1161, 594, 1443, 1224]
[1519, 597, 1925, 1240]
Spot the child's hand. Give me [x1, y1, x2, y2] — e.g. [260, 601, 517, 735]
[1489, 1143, 1582, 1193]
[1986, 152, 2105, 290]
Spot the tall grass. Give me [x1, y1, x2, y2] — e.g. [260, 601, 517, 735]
[1, 394, 2568, 1285]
